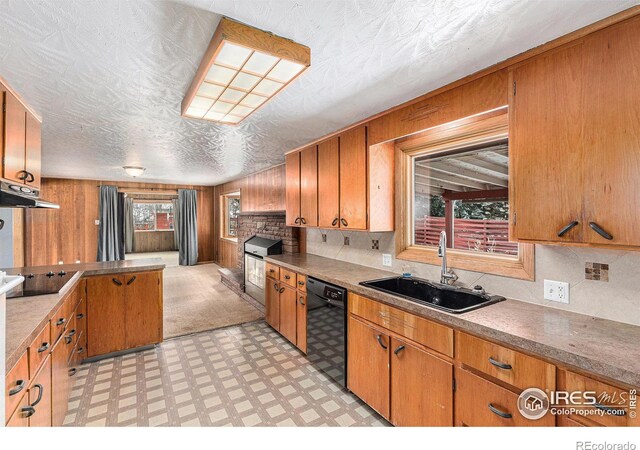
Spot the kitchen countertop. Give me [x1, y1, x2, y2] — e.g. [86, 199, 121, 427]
[5, 258, 165, 374]
[265, 253, 640, 388]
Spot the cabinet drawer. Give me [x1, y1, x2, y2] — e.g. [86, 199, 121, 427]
[266, 263, 280, 280]
[455, 368, 554, 426]
[29, 322, 52, 378]
[457, 332, 555, 391]
[5, 351, 29, 421]
[558, 370, 637, 427]
[349, 293, 453, 357]
[296, 274, 307, 292]
[279, 268, 297, 288]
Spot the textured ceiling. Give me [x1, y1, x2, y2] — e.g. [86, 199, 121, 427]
[0, 0, 637, 185]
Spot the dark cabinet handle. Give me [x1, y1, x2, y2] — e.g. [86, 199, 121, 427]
[17, 170, 29, 181]
[488, 403, 512, 419]
[376, 334, 387, 350]
[331, 218, 339, 226]
[294, 217, 301, 224]
[594, 402, 626, 416]
[127, 275, 137, 285]
[25, 172, 35, 183]
[269, 269, 276, 273]
[69, 368, 77, 377]
[589, 222, 613, 240]
[299, 297, 305, 305]
[37, 342, 50, 353]
[21, 406, 36, 418]
[77, 347, 85, 354]
[298, 281, 305, 286]
[9, 379, 26, 396]
[340, 218, 348, 227]
[557, 221, 579, 237]
[273, 283, 279, 291]
[76, 313, 85, 320]
[284, 275, 291, 280]
[279, 287, 285, 294]
[393, 345, 406, 356]
[300, 217, 306, 225]
[488, 357, 512, 370]
[65, 329, 76, 344]
[56, 317, 66, 326]
[31, 384, 44, 407]
[112, 278, 122, 286]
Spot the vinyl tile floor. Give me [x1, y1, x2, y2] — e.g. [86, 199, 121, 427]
[64, 321, 388, 427]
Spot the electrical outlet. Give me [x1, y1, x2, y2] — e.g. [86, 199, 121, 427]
[382, 254, 392, 267]
[544, 279, 570, 304]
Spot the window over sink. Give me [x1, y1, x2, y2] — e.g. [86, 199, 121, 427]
[396, 110, 534, 280]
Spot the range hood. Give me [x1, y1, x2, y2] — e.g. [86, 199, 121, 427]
[0, 180, 59, 209]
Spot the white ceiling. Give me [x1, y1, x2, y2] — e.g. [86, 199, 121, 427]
[0, 0, 636, 185]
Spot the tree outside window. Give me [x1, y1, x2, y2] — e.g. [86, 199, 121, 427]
[222, 193, 241, 239]
[133, 202, 175, 231]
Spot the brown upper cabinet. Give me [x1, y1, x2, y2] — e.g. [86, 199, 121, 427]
[1, 81, 42, 188]
[286, 125, 394, 231]
[511, 16, 640, 248]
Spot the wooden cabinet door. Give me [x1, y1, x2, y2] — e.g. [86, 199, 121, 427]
[3, 90, 27, 183]
[339, 126, 368, 229]
[86, 274, 126, 357]
[317, 137, 340, 228]
[296, 292, 307, 353]
[28, 356, 52, 427]
[299, 145, 318, 227]
[6, 391, 30, 427]
[510, 43, 585, 243]
[582, 17, 640, 247]
[279, 285, 297, 345]
[285, 152, 301, 226]
[390, 338, 453, 426]
[124, 271, 162, 349]
[5, 351, 29, 422]
[51, 338, 70, 427]
[25, 113, 42, 188]
[347, 316, 389, 419]
[265, 279, 280, 330]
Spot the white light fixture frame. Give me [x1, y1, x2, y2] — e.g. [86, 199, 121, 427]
[182, 17, 311, 125]
[123, 166, 146, 177]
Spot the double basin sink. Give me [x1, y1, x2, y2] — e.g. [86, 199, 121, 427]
[360, 276, 505, 314]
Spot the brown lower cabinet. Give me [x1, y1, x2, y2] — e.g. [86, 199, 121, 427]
[7, 356, 52, 427]
[265, 265, 307, 353]
[278, 285, 297, 345]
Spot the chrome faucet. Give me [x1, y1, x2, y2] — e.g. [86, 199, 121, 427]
[438, 231, 458, 285]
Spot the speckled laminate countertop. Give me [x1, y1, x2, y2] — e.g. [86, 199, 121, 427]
[265, 253, 640, 388]
[5, 258, 165, 374]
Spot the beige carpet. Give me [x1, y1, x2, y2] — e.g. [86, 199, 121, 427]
[163, 263, 263, 339]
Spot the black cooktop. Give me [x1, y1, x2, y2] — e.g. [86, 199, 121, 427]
[7, 270, 77, 299]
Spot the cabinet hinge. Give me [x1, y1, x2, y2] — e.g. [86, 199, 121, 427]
[512, 81, 517, 96]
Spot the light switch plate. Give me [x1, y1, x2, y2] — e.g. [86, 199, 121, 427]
[382, 254, 392, 267]
[95, 219, 100, 225]
[544, 279, 570, 304]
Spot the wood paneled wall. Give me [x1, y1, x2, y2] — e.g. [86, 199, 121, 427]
[213, 165, 286, 268]
[133, 231, 177, 253]
[24, 178, 214, 266]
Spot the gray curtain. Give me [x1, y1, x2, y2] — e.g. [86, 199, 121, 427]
[97, 185, 122, 261]
[177, 189, 198, 265]
[172, 197, 179, 251]
[124, 196, 135, 253]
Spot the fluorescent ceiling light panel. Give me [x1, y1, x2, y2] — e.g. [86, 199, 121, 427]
[182, 17, 310, 125]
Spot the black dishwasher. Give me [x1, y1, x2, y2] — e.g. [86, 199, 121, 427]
[306, 277, 348, 388]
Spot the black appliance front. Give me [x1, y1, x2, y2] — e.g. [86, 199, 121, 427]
[7, 270, 77, 299]
[305, 277, 348, 388]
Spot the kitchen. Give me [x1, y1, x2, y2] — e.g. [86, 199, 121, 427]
[1, 0, 640, 447]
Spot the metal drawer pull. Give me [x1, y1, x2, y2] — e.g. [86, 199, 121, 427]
[294, 217, 301, 224]
[488, 357, 512, 370]
[56, 317, 66, 326]
[594, 403, 626, 416]
[77, 347, 85, 354]
[284, 275, 291, 280]
[9, 380, 26, 396]
[37, 342, 50, 353]
[273, 283, 279, 290]
[76, 313, 85, 320]
[279, 287, 285, 294]
[300, 217, 307, 225]
[589, 222, 613, 240]
[31, 384, 44, 407]
[299, 297, 305, 305]
[65, 329, 76, 344]
[269, 269, 275, 273]
[127, 275, 137, 285]
[21, 406, 36, 418]
[69, 368, 77, 377]
[112, 278, 123, 286]
[557, 221, 579, 237]
[331, 218, 339, 227]
[298, 281, 305, 286]
[376, 334, 387, 350]
[394, 345, 406, 356]
[488, 403, 512, 419]
[340, 218, 348, 227]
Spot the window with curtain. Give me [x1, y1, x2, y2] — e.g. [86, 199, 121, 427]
[221, 193, 240, 239]
[133, 202, 175, 231]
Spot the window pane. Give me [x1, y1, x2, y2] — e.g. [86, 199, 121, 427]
[155, 203, 174, 231]
[133, 203, 156, 231]
[413, 141, 517, 257]
[227, 197, 240, 237]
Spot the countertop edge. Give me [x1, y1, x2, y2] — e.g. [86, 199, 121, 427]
[265, 255, 640, 389]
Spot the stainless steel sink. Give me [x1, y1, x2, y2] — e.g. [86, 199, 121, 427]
[359, 276, 505, 314]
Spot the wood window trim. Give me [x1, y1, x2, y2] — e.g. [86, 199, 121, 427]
[395, 109, 535, 281]
[220, 192, 240, 241]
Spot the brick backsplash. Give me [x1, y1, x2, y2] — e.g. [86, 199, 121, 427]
[236, 212, 300, 270]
